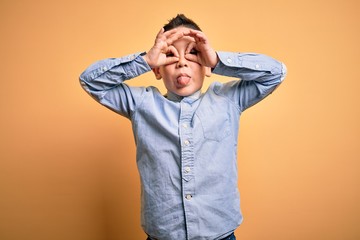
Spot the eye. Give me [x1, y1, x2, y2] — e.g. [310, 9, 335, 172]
[189, 49, 198, 55]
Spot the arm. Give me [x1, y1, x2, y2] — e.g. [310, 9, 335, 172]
[212, 51, 287, 111]
[79, 52, 151, 118]
[180, 29, 286, 111]
[79, 28, 191, 117]
[169, 29, 286, 110]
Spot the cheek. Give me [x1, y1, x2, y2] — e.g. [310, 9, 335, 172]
[160, 66, 174, 78]
[193, 66, 207, 79]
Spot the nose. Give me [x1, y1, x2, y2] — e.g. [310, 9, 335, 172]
[176, 54, 188, 68]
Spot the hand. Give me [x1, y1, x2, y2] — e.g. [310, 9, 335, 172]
[183, 29, 219, 68]
[144, 28, 188, 68]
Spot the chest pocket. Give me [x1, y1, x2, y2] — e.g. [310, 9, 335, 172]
[194, 106, 231, 142]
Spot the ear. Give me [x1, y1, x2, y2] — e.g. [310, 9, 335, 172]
[205, 67, 212, 77]
[152, 68, 162, 80]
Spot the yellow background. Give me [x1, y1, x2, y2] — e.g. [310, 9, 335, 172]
[1, 0, 359, 239]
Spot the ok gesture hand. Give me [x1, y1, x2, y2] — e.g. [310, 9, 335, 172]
[144, 28, 184, 68]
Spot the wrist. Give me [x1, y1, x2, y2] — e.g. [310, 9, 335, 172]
[142, 54, 150, 67]
[210, 52, 219, 68]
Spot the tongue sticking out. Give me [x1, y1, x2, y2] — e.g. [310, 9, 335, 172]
[177, 76, 190, 86]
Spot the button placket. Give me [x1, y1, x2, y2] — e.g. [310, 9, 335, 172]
[179, 101, 195, 202]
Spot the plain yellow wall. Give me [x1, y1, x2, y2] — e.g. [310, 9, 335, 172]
[1, 0, 359, 239]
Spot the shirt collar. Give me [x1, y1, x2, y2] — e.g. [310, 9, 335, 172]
[165, 90, 202, 103]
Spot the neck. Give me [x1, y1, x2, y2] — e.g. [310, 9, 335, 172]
[166, 90, 202, 102]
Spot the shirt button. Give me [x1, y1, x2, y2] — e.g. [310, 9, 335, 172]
[184, 140, 190, 145]
[185, 194, 192, 200]
[227, 58, 232, 64]
[182, 123, 188, 128]
[255, 64, 260, 69]
[184, 167, 191, 173]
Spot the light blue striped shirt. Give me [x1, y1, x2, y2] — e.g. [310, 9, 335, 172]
[80, 51, 286, 240]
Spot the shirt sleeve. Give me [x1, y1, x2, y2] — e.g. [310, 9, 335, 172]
[79, 52, 152, 118]
[212, 51, 287, 112]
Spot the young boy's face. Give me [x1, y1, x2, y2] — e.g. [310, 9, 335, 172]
[153, 27, 211, 97]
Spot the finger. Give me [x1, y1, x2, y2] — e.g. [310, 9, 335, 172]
[165, 27, 194, 45]
[165, 31, 187, 45]
[161, 28, 182, 40]
[154, 28, 167, 45]
[185, 42, 197, 54]
[165, 56, 179, 65]
[185, 46, 201, 64]
[168, 45, 179, 58]
[156, 28, 165, 38]
[156, 28, 181, 45]
[185, 53, 199, 64]
[183, 29, 201, 37]
[186, 29, 208, 43]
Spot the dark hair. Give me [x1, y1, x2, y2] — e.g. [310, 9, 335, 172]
[163, 14, 202, 32]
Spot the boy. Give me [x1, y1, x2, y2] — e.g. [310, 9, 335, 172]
[80, 14, 286, 240]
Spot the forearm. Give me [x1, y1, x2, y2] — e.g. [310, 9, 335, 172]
[212, 51, 287, 84]
[79, 52, 151, 96]
[212, 51, 287, 111]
